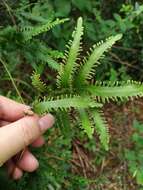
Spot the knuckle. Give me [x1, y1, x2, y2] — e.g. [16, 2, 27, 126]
[0, 96, 7, 119]
[0, 104, 5, 119]
[20, 117, 40, 146]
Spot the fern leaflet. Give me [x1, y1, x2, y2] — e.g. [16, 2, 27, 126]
[79, 109, 94, 139]
[86, 80, 143, 102]
[92, 110, 109, 150]
[34, 95, 103, 114]
[21, 18, 69, 41]
[31, 72, 47, 93]
[75, 34, 122, 86]
[57, 17, 83, 88]
[56, 110, 72, 137]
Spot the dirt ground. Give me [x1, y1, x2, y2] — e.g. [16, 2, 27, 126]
[71, 98, 143, 190]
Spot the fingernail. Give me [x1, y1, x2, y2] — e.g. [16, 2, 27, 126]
[39, 114, 55, 132]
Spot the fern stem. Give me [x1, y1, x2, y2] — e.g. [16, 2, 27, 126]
[2, 0, 17, 26]
[0, 57, 24, 104]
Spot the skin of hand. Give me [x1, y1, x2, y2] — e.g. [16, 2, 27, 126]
[0, 96, 55, 180]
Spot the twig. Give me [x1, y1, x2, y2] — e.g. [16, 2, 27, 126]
[109, 52, 140, 71]
[2, 0, 16, 26]
[73, 142, 87, 178]
[113, 45, 138, 53]
[0, 57, 24, 104]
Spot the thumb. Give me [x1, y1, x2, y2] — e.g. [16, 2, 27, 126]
[0, 114, 54, 166]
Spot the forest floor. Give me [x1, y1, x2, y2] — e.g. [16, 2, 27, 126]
[71, 98, 143, 190]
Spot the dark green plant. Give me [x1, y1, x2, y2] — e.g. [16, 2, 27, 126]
[0, 16, 68, 71]
[31, 17, 143, 151]
[125, 120, 143, 186]
[0, 12, 69, 100]
[0, 1, 68, 97]
[41, 1, 143, 81]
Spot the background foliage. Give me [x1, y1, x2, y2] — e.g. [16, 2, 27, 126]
[1, 0, 143, 189]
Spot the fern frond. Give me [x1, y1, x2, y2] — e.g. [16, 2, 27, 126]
[79, 109, 94, 139]
[0, 26, 17, 38]
[75, 34, 122, 86]
[34, 42, 60, 70]
[21, 18, 69, 41]
[57, 17, 83, 88]
[20, 11, 53, 23]
[49, 50, 64, 59]
[33, 95, 103, 114]
[31, 72, 47, 93]
[86, 80, 143, 102]
[56, 110, 72, 137]
[92, 110, 109, 150]
[45, 55, 60, 70]
[38, 52, 60, 71]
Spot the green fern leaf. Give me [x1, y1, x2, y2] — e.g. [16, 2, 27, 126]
[57, 17, 83, 88]
[31, 72, 47, 93]
[38, 52, 60, 71]
[56, 110, 72, 137]
[86, 80, 143, 102]
[34, 42, 60, 70]
[44, 55, 60, 71]
[21, 18, 69, 41]
[79, 109, 94, 139]
[20, 11, 53, 23]
[49, 50, 64, 59]
[33, 95, 103, 114]
[75, 34, 122, 86]
[92, 110, 109, 150]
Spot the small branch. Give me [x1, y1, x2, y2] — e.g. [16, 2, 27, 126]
[2, 0, 17, 26]
[109, 52, 140, 71]
[0, 57, 24, 104]
[113, 45, 138, 53]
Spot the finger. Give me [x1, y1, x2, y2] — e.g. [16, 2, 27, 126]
[5, 159, 23, 180]
[17, 150, 39, 172]
[12, 166, 23, 180]
[0, 96, 30, 121]
[31, 136, 45, 147]
[0, 120, 45, 147]
[0, 120, 10, 127]
[5, 159, 15, 176]
[0, 114, 54, 166]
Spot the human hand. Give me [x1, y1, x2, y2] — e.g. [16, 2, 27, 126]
[0, 96, 54, 180]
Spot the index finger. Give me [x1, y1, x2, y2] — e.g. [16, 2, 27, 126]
[0, 96, 30, 121]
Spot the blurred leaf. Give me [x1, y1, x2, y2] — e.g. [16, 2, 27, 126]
[54, 0, 71, 17]
[137, 170, 143, 185]
[72, 0, 92, 11]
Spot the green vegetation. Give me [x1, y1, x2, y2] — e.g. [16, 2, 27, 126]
[1, 1, 143, 189]
[125, 120, 143, 186]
